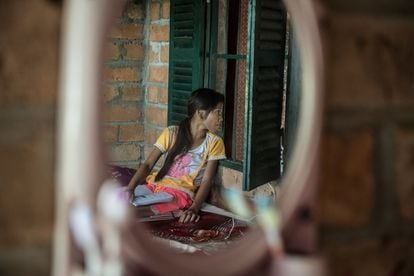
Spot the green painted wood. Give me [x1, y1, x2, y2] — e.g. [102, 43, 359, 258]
[168, 0, 205, 125]
[243, 0, 287, 191]
[215, 54, 247, 60]
[220, 159, 243, 171]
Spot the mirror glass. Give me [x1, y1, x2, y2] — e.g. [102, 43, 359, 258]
[101, 0, 301, 257]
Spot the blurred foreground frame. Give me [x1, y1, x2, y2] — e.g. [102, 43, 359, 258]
[53, 0, 325, 275]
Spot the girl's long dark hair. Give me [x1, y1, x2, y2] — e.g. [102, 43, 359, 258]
[155, 88, 224, 182]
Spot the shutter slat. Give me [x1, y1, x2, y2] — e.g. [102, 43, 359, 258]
[262, 0, 284, 10]
[172, 83, 192, 91]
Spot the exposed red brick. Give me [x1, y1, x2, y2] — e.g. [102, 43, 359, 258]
[108, 143, 140, 162]
[103, 125, 118, 142]
[124, 44, 144, 60]
[145, 127, 160, 145]
[104, 42, 119, 60]
[103, 85, 118, 102]
[161, 0, 170, 19]
[104, 105, 141, 121]
[125, 1, 144, 20]
[119, 124, 144, 142]
[159, 87, 168, 104]
[160, 44, 169, 63]
[149, 66, 168, 83]
[151, 2, 161, 20]
[145, 106, 167, 126]
[104, 67, 140, 82]
[149, 45, 159, 62]
[123, 86, 143, 101]
[149, 25, 170, 42]
[122, 86, 143, 101]
[109, 23, 143, 39]
[147, 86, 159, 103]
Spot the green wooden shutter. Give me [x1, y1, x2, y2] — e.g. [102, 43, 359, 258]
[243, 0, 287, 190]
[168, 0, 205, 125]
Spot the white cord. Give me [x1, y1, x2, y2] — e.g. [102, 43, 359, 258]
[248, 214, 259, 224]
[268, 183, 276, 202]
[224, 218, 235, 240]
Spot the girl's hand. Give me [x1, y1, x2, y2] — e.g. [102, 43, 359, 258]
[179, 208, 200, 223]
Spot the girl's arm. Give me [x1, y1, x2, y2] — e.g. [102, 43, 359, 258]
[179, 159, 219, 223]
[126, 147, 163, 194]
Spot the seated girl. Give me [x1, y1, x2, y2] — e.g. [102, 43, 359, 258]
[126, 88, 225, 223]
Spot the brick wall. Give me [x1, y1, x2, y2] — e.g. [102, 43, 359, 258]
[143, 0, 170, 166]
[103, 0, 145, 168]
[104, 0, 170, 169]
[318, 2, 414, 274]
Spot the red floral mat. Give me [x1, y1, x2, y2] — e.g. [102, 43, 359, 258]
[108, 166, 252, 252]
[142, 211, 250, 245]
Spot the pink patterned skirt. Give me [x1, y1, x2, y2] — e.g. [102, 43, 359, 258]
[146, 184, 193, 214]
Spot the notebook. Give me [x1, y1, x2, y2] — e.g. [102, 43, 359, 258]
[131, 185, 174, 206]
[131, 192, 174, 206]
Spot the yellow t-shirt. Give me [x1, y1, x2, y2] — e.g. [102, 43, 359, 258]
[146, 126, 226, 194]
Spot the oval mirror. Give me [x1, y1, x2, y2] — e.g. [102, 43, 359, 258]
[54, 0, 323, 274]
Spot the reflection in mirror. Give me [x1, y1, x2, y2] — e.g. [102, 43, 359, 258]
[101, 0, 301, 257]
[54, 0, 322, 275]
